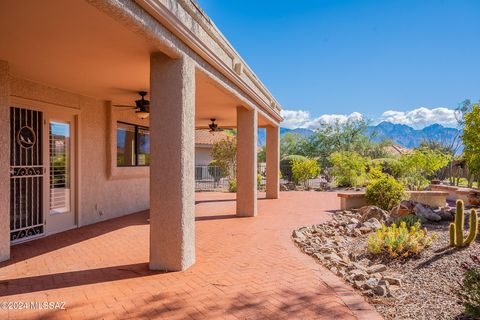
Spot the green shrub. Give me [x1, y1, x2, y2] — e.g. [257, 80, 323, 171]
[257, 174, 262, 190]
[368, 158, 404, 178]
[399, 148, 451, 190]
[367, 221, 437, 258]
[228, 179, 237, 192]
[280, 155, 308, 182]
[329, 151, 367, 187]
[291, 158, 320, 188]
[457, 260, 480, 318]
[394, 215, 421, 229]
[365, 174, 406, 210]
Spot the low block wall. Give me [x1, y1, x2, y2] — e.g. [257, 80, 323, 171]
[338, 193, 367, 210]
[430, 184, 480, 205]
[338, 191, 449, 210]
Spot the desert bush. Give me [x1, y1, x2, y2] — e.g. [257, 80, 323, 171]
[291, 158, 320, 188]
[329, 151, 367, 187]
[280, 155, 308, 182]
[367, 221, 437, 258]
[365, 174, 406, 210]
[228, 179, 237, 193]
[393, 215, 421, 229]
[368, 158, 404, 178]
[399, 148, 451, 190]
[457, 255, 480, 318]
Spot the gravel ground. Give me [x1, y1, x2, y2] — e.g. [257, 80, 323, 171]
[345, 219, 479, 320]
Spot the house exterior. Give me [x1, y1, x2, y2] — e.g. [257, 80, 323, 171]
[0, 0, 282, 271]
[194, 129, 229, 166]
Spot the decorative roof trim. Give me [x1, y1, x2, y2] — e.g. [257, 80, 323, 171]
[135, 0, 282, 122]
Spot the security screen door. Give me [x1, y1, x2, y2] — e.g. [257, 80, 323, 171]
[10, 107, 45, 243]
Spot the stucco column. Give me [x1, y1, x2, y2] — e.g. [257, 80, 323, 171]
[266, 125, 280, 199]
[149, 52, 195, 271]
[0, 60, 10, 262]
[236, 106, 257, 217]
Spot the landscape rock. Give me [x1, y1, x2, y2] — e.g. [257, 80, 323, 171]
[358, 226, 373, 234]
[362, 218, 382, 230]
[367, 264, 387, 274]
[358, 206, 390, 223]
[349, 269, 368, 281]
[373, 285, 389, 296]
[292, 230, 306, 240]
[435, 207, 454, 221]
[365, 277, 379, 290]
[415, 203, 442, 222]
[383, 275, 402, 286]
[390, 203, 412, 218]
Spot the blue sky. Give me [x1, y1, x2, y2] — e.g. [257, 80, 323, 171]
[196, 0, 480, 129]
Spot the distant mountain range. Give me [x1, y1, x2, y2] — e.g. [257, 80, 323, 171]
[258, 121, 462, 151]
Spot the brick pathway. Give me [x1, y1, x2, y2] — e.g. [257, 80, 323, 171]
[0, 192, 381, 319]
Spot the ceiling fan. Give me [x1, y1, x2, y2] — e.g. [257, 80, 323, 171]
[113, 91, 150, 119]
[207, 118, 234, 133]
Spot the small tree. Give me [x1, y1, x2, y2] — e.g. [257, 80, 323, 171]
[291, 158, 320, 188]
[208, 160, 229, 187]
[211, 136, 236, 179]
[329, 151, 367, 187]
[399, 148, 451, 190]
[462, 103, 480, 186]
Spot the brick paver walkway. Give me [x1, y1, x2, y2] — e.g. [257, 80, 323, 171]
[0, 192, 381, 319]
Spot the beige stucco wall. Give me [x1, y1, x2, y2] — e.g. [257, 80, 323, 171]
[0, 61, 10, 261]
[9, 76, 149, 227]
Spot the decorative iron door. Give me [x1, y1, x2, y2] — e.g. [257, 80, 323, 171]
[10, 107, 44, 243]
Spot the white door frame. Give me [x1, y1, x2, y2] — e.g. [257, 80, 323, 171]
[44, 112, 77, 235]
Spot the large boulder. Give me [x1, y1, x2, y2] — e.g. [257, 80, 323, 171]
[434, 207, 455, 221]
[414, 203, 441, 222]
[358, 206, 390, 223]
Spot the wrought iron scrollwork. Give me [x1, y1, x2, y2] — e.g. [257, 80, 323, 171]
[10, 167, 43, 177]
[10, 225, 44, 242]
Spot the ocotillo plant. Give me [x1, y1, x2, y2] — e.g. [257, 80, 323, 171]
[449, 200, 478, 247]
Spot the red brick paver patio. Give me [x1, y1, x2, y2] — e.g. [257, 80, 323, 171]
[0, 192, 381, 320]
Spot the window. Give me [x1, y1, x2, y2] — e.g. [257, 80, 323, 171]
[117, 122, 150, 167]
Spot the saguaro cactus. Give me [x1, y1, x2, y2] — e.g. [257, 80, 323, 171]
[449, 200, 478, 247]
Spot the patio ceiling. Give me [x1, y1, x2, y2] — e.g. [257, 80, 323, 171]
[0, 0, 271, 128]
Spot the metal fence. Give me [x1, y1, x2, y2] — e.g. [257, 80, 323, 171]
[194, 165, 230, 191]
[194, 163, 327, 192]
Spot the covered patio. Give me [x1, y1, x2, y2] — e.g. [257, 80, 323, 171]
[0, 0, 281, 271]
[0, 192, 380, 320]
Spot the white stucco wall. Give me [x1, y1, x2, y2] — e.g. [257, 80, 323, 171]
[9, 76, 149, 227]
[194, 146, 212, 166]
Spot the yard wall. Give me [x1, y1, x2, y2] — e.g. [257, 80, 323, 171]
[10, 76, 150, 227]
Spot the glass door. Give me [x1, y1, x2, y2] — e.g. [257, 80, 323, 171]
[45, 115, 76, 235]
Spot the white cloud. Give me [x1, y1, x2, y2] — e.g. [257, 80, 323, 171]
[280, 109, 363, 129]
[379, 107, 459, 129]
[281, 107, 460, 129]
